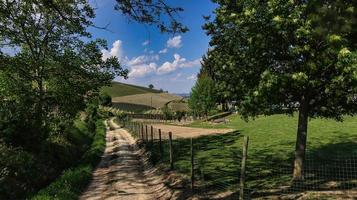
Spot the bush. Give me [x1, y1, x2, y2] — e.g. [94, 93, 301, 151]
[0, 142, 41, 200]
[32, 119, 106, 200]
[99, 93, 112, 107]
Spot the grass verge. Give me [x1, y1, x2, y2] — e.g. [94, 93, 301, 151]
[143, 114, 357, 197]
[31, 119, 106, 200]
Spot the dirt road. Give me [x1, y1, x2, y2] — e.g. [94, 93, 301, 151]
[148, 124, 234, 138]
[80, 120, 174, 200]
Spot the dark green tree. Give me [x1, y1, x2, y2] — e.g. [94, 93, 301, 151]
[204, 0, 356, 179]
[99, 93, 112, 107]
[148, 84, 154, 89]
[189, 75, 217, 118]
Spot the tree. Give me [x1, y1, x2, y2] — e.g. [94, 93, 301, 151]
[148, 84, 154, 89]
[199, 53, 230, 111]
[0, 0, 127, 147]
[99, 93, 112, 107]
[162, 105, 174, 120]
[203, 0, 356, 180]
[189, 75, 217, 117]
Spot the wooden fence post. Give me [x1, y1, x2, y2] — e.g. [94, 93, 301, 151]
[141, 124, 144, 140]
[191, 137, 194, 191]
[240, 136, 249, 200]
[151, 125, 154, 143]
[159, 129, 163, 158]
[169, 132, 173, 170]
[145, 125, 148, 143]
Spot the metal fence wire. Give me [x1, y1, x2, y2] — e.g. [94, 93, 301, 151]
[119, 119, 357, 199]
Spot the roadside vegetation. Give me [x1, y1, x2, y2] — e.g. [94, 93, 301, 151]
[32, 119, 106, 200]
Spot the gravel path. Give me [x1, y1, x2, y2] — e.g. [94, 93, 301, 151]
[80, 120, 173, 200]
[148, 124, 234, 138]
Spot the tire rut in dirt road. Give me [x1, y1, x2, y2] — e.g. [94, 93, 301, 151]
[80, 120, 173, 200]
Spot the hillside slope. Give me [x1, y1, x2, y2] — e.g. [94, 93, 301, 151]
[112, 93, 182, 109]
[101, 82, 161, 97]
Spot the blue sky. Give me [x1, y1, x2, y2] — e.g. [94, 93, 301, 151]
[89, 0, 216, 93]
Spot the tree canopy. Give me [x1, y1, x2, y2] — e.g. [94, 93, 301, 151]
[115, 0, 189, 33]
[189, 75, 217, 117]
[0, 0, 127, 146]
[203, 0, 356, 179]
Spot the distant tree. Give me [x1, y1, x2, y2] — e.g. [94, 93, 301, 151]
[159, 88, 164, 92]
[99, 93, 112, 106]
[189, 76, 217, 118]
[148, 84, 154, 89]
[203, 0, 357, 180]
[175, 111, 186, 122]
[162, 105, 174, 120]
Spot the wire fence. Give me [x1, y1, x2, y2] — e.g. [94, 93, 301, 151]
[119, 119, 357, 199]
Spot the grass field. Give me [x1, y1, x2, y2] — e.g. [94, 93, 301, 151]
[112, 93, 182, 111]
[101, 81, 161, 97]
[145, 114, 357, 198]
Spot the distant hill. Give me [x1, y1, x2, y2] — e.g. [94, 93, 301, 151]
[101, 82, 161, 97]
[112, 93, 182, 109]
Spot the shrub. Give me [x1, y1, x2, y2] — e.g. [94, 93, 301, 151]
[32, 119, 106, 200]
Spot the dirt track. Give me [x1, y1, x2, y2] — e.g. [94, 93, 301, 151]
[80, 120, 175, 200]
[148, 124, 234, 138]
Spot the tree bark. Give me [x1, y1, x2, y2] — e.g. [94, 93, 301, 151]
[293, 96, 309, 180]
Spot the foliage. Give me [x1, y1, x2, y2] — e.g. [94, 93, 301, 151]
[175, 111, 186, 122]
[148, 84, 154, 89]
[162, 105, 174, 120]
[32, 120, 106, 200]
[114, 0, 189, 33]
[203, 0, 357, 179]
[0, 0, 127, 149]
[0, 117, 97, 200]
[99, 93, 112, 107]
[189, 76, 218, 117]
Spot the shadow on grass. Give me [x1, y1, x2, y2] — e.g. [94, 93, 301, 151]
[140, 129, 357, 199]
[250, 139, 357, 198]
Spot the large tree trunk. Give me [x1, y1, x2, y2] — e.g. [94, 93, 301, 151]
[293, 96, 309, 180]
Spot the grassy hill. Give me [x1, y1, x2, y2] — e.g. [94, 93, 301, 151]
[112, 93, 183, 112]
[101, 82, 161, 97]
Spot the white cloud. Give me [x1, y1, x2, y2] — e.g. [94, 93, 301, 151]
[180, 58, 201, 68]
[128, 63, 157, 78]
[142, 40, 149, 46]
[157, 54, 185, 74]
[101, 40, 124, 61]
[187, 74, 197, 81]
[167, 35, 182, 48]
[126, 55, 159, 66]
[159, 48, 168, 54]
[125, 54, 159, 78]
[157, 54, 200, 75]
[102, 40, 200, 80]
